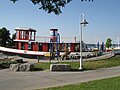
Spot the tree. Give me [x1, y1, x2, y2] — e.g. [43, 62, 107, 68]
[106, 38, 112, 48]
[10, 0, 93, 15]
[10, 33, 16, 48]
[0, 27, 12, 47]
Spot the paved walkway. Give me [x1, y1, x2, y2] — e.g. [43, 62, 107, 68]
[0, 52, 114, 64]
[0, 66, 120, 90]
[28, 52, 114, 63]
[11, 52, 114, 64]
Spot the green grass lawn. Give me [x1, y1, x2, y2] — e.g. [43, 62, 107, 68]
[38, 76, 120, 90]
[35, 57, 120, 90]
[34, 56, 120, 71]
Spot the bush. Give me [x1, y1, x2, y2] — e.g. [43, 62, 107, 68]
[0, 61, 17, 69]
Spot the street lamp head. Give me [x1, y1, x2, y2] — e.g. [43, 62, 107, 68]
[80, 19, 88, 25]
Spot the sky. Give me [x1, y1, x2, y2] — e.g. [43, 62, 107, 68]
[0, 0, 120, 44]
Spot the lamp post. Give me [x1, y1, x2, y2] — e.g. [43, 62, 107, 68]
[79, 14, 88, 70]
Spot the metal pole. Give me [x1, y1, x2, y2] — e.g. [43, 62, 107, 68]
[79, 22, 83, 70]
[56, 35, 58, 60]
[56, 33, 60, 60]
[50, 39, 52, 62]
[79, 14, 88, 70]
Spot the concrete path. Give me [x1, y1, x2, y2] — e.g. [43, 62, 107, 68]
[0, 66, 120, 90]
[0, 52, 114, 64]
[15, 52, 114, 64]
[85, 52, 114, 61]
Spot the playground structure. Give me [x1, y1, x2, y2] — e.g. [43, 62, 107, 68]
[49, 29, 60, 60]
[0, 27, 89, 60]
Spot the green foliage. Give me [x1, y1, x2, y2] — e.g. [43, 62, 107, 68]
[31, 0, 72, 15]
[0, 61, 17, 69]
[34, 62, 51, 70]
[40, 76, 120, 90]
[34, 57, 120, 71]
[0, 27, 16, 48]
[0, 27, 12, 47]
[10, 0, 93, 15]
[106, 38, 112, 48]
[84, 57, 120, 70]
[11, 33, 16, 48]
[10, 0, 18, 3]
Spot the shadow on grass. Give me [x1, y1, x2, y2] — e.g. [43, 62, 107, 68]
[70, 68, 95, 72]
[33, 68, 95, 72]
[33, 68, 44, 71]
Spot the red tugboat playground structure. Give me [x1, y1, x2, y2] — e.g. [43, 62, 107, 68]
[0, 27, 87, 58]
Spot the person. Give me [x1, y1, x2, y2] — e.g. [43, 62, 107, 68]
[61, 47, 71, 60]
